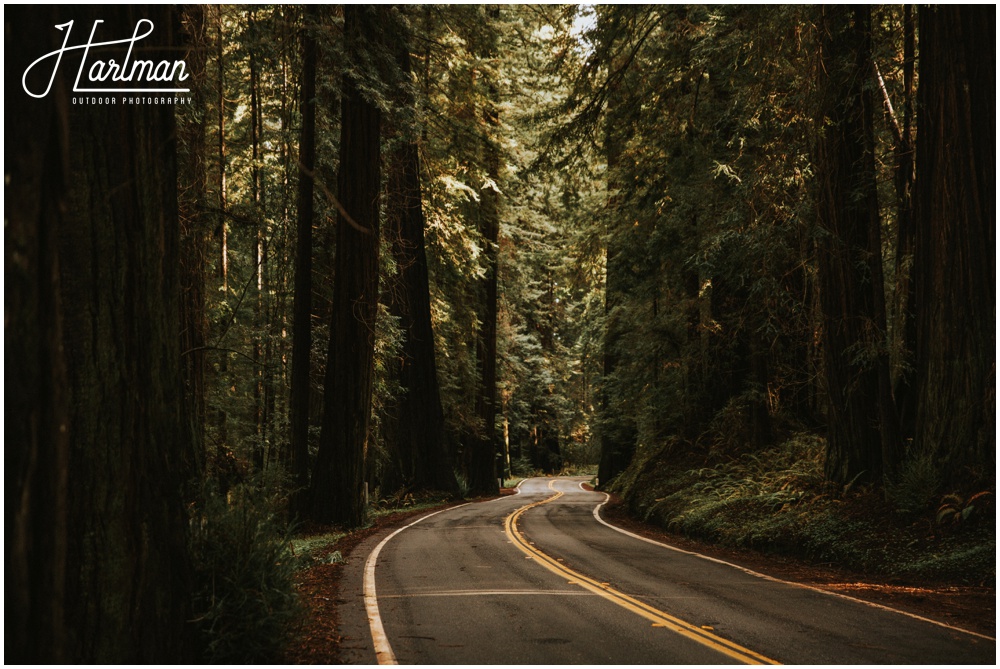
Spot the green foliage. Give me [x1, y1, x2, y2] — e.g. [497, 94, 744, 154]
[642, 435, 830, 548]
[886, 450, 941, 514]
[289, 531, 347, 568]
[370, 490, 454, 519]
[509, 454, 539, 478]
[936, 492, 994, 529]
[189, 472, 300, 663]
[610, 434, 994, 584]
[896, 538, 996, 583]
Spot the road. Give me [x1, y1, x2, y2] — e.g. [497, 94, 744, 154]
[336, 477, 995, 664]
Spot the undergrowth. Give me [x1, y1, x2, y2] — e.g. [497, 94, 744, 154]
[609, 433, 995, 586]
[189, 471, 300, 663]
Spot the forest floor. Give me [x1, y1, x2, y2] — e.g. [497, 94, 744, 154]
[283, 484, 993, 663]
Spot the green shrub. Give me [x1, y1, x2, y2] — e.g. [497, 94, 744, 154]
[887, 450, 941, 514]
[612, 432, 995, 585]
[189, 471, 300, 663]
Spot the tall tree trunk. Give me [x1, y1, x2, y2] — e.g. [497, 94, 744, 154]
[814, 5, 898, 486]
[177, 5, 209, 473]
[10, 7, 198, 661]
[597, 55, 637, 487]
[913, 5, 995, 484]
[7, 8, 72, 660]
[311, 6, 384, 525]
[466, 6, 502, 496]
[289, 7, 318, 507]
[891, 5, 918, 441]
[383, 15, 458, 494]
[214, 7, 229, 453]
[249, 8, 266, 470]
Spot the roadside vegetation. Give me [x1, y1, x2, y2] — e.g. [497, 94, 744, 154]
[610, 435, 995, 586]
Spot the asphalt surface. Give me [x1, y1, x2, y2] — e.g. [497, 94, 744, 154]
[336, 477, 995, 664]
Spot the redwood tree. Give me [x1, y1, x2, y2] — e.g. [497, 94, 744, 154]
[7, 7, 72, 661]
[813, 5, 899, 485]
[382, 12, 458, 494]
[289, 7, 318, 505]
[9, 6, 197, 661]
[310, 5, 384, 525]
[465, 7, 503, 496]
[912, 5, 995, 484]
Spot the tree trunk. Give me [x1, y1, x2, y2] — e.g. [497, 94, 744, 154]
[466, 8, 502, 496]
[249, 8, 266, 470]
[383, 15, 458, 494]
[891, 5, 918, 441]
[597, 56, 637, 487]
[177, 5, 209, 474]
[289, 7, 318, 507]
[10, 7, 198, 661]
[814, 5, 898, 486]
[311, 5, 384, 525]
[913, 5, 995, 484]
[214, 7, 230, 453]
[7, 8, 72, 660]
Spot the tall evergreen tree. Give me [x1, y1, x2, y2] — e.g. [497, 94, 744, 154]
[382, 9, 458, 494]
[311, 5, 385, 525]
[465, 6, 503, 496]
[913, 5, 995, 484]
[813, 5, 898, 485]
[290, 6, 318, 506]
[10, 7, 197, 661]
[7, 8, 72, 660]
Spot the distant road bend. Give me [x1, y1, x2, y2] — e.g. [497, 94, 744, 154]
[339, 477, 994, 664]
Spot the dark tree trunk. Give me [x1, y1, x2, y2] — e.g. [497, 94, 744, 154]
[177, 4, 209, 473]
[383, 15, 458, 494]
[6, 8, 72, 661]
[10, 7, 197, 661]
[310, 6, 384, 526]
[814, 5, 898, 486]
[913, 5, 995, 484]
[213, 7, 230, 454]
[749, 329, 772, 450]
[597, 67, 637, 488]
[465, 7, 502, 497]
[289, 7, 318, 506]
[891, 5, 918, 442]
[249, 8, 266, 470]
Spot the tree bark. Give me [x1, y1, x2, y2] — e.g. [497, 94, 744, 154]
[311, 5, 384, 525]
[891, 5, 918, 441]
[466, 7, 502, 496]
[814, 5, 898, 485]
[6, 7, 72, 661]
[383, 14, 458, 494]
[10, 7, 197, 661]
[249, 8, 266, 469]
[177, 4, 209, 475]
[290, 7, 318, 507]
[597, 41, 637, 487]
[913, 5, 995, 484]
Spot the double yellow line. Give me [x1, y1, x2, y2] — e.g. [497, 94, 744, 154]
[504, 481, 779, 665]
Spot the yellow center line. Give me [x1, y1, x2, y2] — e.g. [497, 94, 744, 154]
[505, 480, 780, 665]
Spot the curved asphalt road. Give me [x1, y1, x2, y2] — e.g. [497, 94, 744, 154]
[336, 477, 994, 664]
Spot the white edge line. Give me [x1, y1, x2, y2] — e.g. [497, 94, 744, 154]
[364, 479, 570, 664]
[590, 492, 996, 642]
[364, 503, 471, 665]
